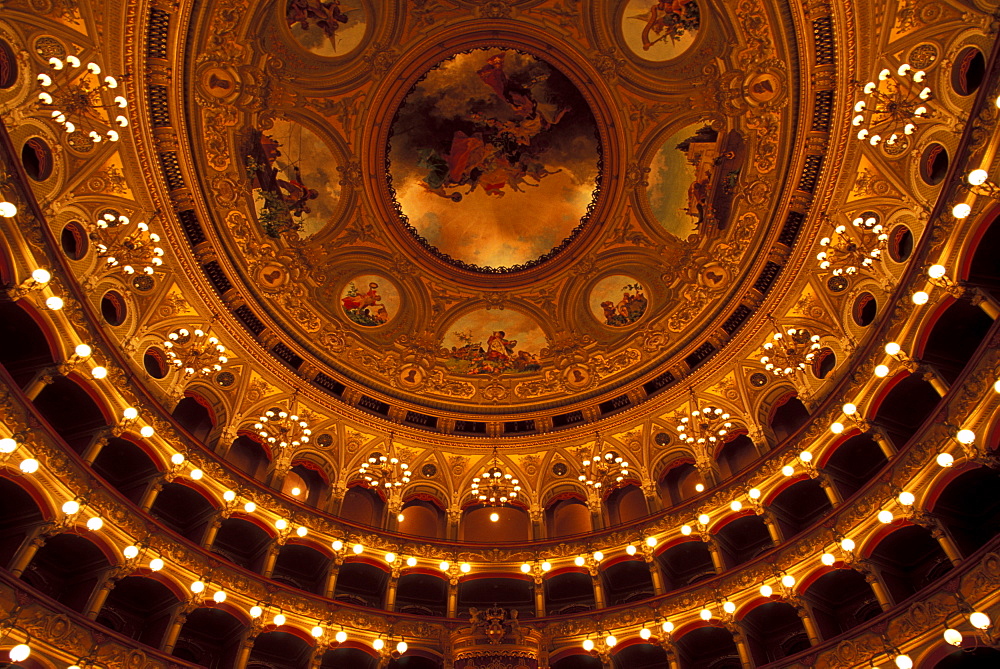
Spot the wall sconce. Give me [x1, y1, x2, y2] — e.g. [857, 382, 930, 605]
[961, 169, 1000, 199]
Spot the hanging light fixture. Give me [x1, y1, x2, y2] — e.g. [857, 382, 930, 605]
[93, 212, 165, 276]
[162, 327, 228, 376]
[852, 64, 931, 148]
[255, 405, 312, 451]
[36, 55, 129, 142]
[470, 445, 521, 521]
[674, 390, 733, 447]
[578, 432, 630, 491]
[816, 214, 888, 276]
[359, 432, 412, 490]
[759, 314, 822, 376]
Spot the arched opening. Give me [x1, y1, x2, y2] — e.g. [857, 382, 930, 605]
[742, 601, 811, 664]
[659, 461, 704, 507]
[551, 655, 602, 669]
[823, 433, 888, 499]
[770, 396, 810, 442]
[333, 561, 388, 608]
[544, 571, 595, 615]
[852, 292, 877, 326]
[172, 395, 215, 442]
[0, 39, 18, 89]
[769, 478, 832, 538]
[210, 517, 272, 571]
[656, 540, 715, 589]
[320, 647, 379, 669]
[605, 484, 647, 525]
[398, 499, 445, 538]
[227, 434, 271, 480]
[91, 437, 159, 505]
[143, 346, 168, 379]
[931, 467, 1000, 556]
[340, 485, 385, 527]
[32, 376, 107, 453]
[100, 290, 127, 326]
[675, 625, 741, 668]
[247, 630, 312, 669]
[611, 642, 671, 669]
[21, 137, 53, 181]
[921, 301, 994, 382]
[951, 47, 986, 95]
[717, 434, 758, 478]
[272, 543, 331, 594]
[172, 606, 245, 667]
[812, 347, 836, 379]
[546, 497, 591, 537]
[461, 505, 530, 542]
[920, 143, 949, 185]
[714, 515, 774, 568]
[149, 481, 216, 542]
[868, 524, 952, 603]
[802, 568, 881, 639]
[96, 575, 180, 647]
[0, 478, 44, 569]
[285, 461, 329, 508]
[933, 647, 1000, 668]
[20, 533, 110, 613]
[395, 572, 448, 616]
[0, 302, 54, 386]
[457, 576, 534, 619]
[968, 208, 1000, 295]
[889, 225, 913, 263]
[872, 374, 940, 446]
[600, 559, 655, 605]
[61, 220, 89, 260]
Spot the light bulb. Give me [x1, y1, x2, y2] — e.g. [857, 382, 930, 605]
[190, 468, 203, 480]
[957, 429, 976, 445]
[943, 628, 963, 646]
[749, 488, 761, 500]
[8, 644, 30, 662]
[31, 268, 51, 283]
[460, 562, 471, 573]
[244, 501, 256, 513]
[781, 465, 795, 476]
[45, 296, 64, 310]
[884, 342, 901, 356]
[781, 574, 796, 588]
[645, 536, 657, 547]
[840, 538, 856, 552]
[0, 201, 15, 217]
[898, 491, 915, 506]
[697, 514, 710, 526]
[213, 590, 226, 603]
[171, 453, 185, 465]
[605, 635, 617, 647]
[542, 561, 551, 571]
[575, 556, 585, 566]
[874, 364, 889, 377]
[662, 621, 675, 633]
[406, 557, 417, 567]
[937, 452, 955, 467]
[250, 606, 263, 618]
[878, 509, 894, 524]
[311, 626, 324, 638]
[439, 561, 450, 571]
[290, 487, 301, 496]
[912, 291, 929, 305]
[821, 553, 835, 566]
[19, 458, 39, 474]
[62, 500, 80, 515]
[640, 627, 651, 640]
[86, 516, 103, 531]
[681, 524, 692, 535]
[190, 580, 205, 593]
[140, 426, 154, 438]
[273, 613, 286, 626]
[759, 584, 773, 597]
[928, 264, 947, 279]
[149, 558, 164, 571]
[723, 601, 736, 614]
[700, 608, 712, 620]
[895, 654, 913, 669]
[92, 366, 108, 379]
[332, 540, 343, 551]
[968, 169, 989, 185]
[842, 403, 857, 415]
[353, 543, 363, 554]
[694, 483, 705, 492]
[0, 438, 15, 454]
[123, 545, 139, 559]
[952, 203, 972, 219]
[274, 519, 288, 531]
[970, 611, 991, 629]
[521, 563, 531, 573]
[373, 639, 384, 651]
[385, 552, 396, 563]
[335, 630, 347, 643]
[582, 639, 594, 651]
[489, 511, 499, 522]
[396, 641, 407, 654]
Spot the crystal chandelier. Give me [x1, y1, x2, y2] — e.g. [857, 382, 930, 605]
[162, 327, 228, 376]
[359, 434, 412, 490]
[675, 393, 733, 446]
[852, 65, 931, 147]
[759, 315, 822, 377]
[816, 214, 888, 276]
[255, 407, 312, 450]
[36, 55, 129, 143]
[470, 446, 521, 518]
[94, 212, 165, 276]
[578, 433, 630, 490]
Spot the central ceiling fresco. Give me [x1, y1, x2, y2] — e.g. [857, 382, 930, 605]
[388, 48, 600, 271]
[176, 0, 801, 422]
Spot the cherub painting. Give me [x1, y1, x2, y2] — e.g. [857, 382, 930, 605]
[622, 0, 701, 61]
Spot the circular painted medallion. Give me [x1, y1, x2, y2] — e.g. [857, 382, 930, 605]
[340, 275, 400, 327]
[388, 48, 600, 271]
[589, 275, 649, 327]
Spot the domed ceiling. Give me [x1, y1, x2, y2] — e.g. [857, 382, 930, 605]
[177, 0, 807, 428]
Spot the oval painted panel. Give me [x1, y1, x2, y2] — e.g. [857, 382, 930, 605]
[622, 0, 701, 61]
[442, 309, 546, 375]
[247, 119, 341, 237]
[340, 274, 400, 327]
[647, 122, 724, 240]
[589, 275, 649, 327]
[285, 0, 367, 57]
[388, 48, 600, 271]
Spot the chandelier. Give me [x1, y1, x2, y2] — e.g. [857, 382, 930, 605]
[359, 434, 412, 490]
[675, 393, 733, 446]
[37, 55, 129, 143]
[816, 215, 888, 276]
[94, 212, 165, 276]
[255, 407, 312, 450]
[852, 65, 931, 147]
[759, 315, 822, 377]
[578, 433, 630, 491]
[470, 446, 521, 519]
[162, 327, 228, 376]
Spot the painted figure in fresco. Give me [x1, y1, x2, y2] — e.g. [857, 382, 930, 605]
[601, 284, 648, 327]
[286, 0, 349, 40]
[446, 329, 541, 375]
[634, 0, 701, 51]
[275, 165, 320, 217]
[415, 51, 572, 201]
[676, 125, 721, 227]
[342, 281, 388, 327]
